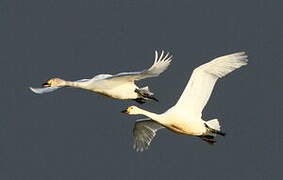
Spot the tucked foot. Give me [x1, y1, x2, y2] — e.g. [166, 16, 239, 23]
[198, 135, 216, 145]
[148, 95, 159, 102]
[204, 123, 226, 136]
[133, 98, 146, 104]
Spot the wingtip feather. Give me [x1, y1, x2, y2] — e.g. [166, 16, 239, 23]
[158, 50, 165, 62]
[29, 87, 40, 94]
[154, 50, 158, 63]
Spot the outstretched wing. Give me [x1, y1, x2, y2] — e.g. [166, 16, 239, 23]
[106, 50, 172, 82]
[29, 86, 62, 94]
[133, 118, 165, 152]
[29, 79, 90, 94]
[173, 52, 248, 117]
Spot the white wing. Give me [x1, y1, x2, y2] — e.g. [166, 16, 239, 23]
[29, 79, 90, 94]
[133, 118, 165, 152]
[29, 86, 62, 94]
[106, 50, 172, 82]
[173, 52, 248, 117]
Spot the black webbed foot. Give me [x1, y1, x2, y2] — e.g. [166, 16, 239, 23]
[133, 98, 146, 104]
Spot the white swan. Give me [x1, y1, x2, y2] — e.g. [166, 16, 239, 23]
[30, 50, 172, 103]
[121, 52, 248, 152]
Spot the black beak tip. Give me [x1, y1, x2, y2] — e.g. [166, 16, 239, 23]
[42, 82, 49, 87]
[121, 110, 127, 114]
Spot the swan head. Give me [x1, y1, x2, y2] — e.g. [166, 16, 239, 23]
[121, 106, 141, 115]
[42, 78, 65, 87]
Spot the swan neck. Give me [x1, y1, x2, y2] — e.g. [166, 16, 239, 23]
[65, 81, 83, 88]
[138, 109, 160, 121]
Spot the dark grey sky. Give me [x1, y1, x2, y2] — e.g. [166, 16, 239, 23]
[0, 0, 282, 179]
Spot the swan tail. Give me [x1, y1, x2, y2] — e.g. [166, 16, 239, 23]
[198, 119, 225, 145]
[206, 119, 220, 131]
[134, 87, 159, 102]
[205, 119, 226, 136]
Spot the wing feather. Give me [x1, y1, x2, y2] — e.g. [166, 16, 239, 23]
[133, 118, 164, 152]
[29, 86, 62, 94]
[173, 52, 248, 117]
[106, 50, 172, 82]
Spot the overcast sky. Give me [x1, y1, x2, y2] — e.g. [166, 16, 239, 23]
[0, 0, 282, 179]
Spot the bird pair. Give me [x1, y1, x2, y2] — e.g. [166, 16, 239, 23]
[30, 50, 248, 152]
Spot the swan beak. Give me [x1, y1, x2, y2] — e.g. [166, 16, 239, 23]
[42, 82, 50, 87]
[121, 109, 128, 114]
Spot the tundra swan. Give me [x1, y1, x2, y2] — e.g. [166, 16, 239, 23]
[30, 50, 172, 103]
[121, 52, 248, 151]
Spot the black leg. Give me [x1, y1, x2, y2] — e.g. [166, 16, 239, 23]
[133, 98, 146, 104]
[148, 95, 159, 102]
[204, 123, 226, 136]
[198, 135, 216, 145]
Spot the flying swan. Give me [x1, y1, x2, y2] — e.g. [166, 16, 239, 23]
[121, 52, 248, 152]
[30, 50, 172, 103]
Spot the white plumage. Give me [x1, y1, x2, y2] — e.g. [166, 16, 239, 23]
[30, 50, 172, 103]
[122, 52, 248, 152]
[174, 52, 247, 116]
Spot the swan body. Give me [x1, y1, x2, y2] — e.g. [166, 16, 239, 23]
[30, 51, 172, 103]
[122, 52, 248, 152]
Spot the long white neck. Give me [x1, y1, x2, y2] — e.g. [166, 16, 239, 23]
[64, 81, 86, 88]
[136, 108, 162, 123]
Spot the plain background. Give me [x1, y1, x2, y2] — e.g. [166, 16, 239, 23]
[0, 0, 282, 179]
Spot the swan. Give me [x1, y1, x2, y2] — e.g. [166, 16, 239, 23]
[30, 50, 172, 103]
[121, 52, 248, 152]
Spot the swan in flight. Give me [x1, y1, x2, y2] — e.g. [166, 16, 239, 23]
[121, 52, 248, 152]
[30, 50, 172, 103]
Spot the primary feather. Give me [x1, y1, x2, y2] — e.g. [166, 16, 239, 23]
[107, 50, 172, 82]
[173, 52, 248, 117]
[133, 118, 164, 152]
